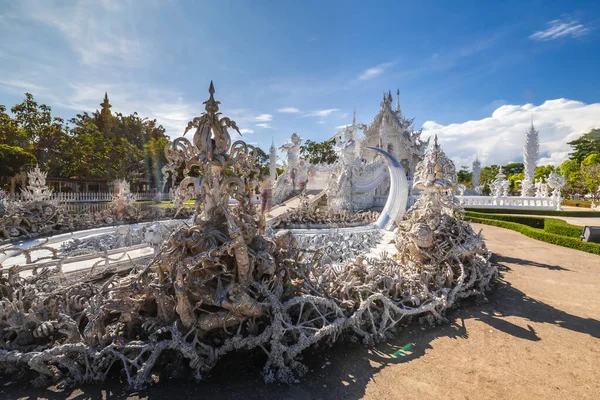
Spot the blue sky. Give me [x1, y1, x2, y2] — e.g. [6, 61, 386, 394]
[1, 0, 599, 167]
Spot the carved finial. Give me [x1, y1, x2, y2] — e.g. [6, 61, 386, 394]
[352, 109, 356, 126]
[204, 80, 220, 114]
[433, 134, 439, 149]
[396, 89, 400, 113]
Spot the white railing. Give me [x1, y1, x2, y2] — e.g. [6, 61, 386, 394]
[8, 192, 171, 203]
[458, 195, 561, 210]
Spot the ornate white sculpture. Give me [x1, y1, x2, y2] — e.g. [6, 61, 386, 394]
[546, 171, 565, 210]
[0, 82, 496, 391]
[111, 179, 137, 219]
[272, 133, 309, 204]
[491, 168, 510, 197]
[522, 121, 539, 196]
[21, 164, 53, 202]
[534, 178, 549, 198]
[472, 156, 481, 193]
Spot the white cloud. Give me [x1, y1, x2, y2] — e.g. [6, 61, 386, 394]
[276, 107, 300, 113]
[256, 123, 272, 129]
[0, 79, 43, 92]
[255, 114, 273, 122]
[304, 108, 340, 118]
[239, 128, 254, 134]
[358, 62, 395, 81]
[422, 98, 600, 168]
[530, 18, 590, 41]
[336, 124, 352, 130]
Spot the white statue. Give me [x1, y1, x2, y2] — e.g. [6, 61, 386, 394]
[534, 178, 549, 198]
[522, 120, 539, 196]
[491, 168, 510, 197]
[21, 164, 53, 202]
[112, 179, 137, 218]
[546, 171, 565, 210]
[472, 156, 481, 193]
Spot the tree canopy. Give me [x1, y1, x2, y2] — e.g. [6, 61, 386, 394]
[0, 93, 170, 190]
[299, 139, 338, 165]
[567, 128, 600, 163]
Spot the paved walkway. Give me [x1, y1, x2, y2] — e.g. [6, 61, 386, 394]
[3, 223, 599, 400]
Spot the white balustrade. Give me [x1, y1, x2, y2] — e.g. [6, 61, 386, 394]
[458, 195, 561, 210]
[7, 191, 171, 203]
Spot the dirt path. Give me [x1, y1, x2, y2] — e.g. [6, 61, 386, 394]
[2, 223, 599, 400]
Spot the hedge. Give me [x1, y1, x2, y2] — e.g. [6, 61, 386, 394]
[465, 211, 544, 229]
[465, 208, 600, 218]
[465, 216, 600, 255]
[543, 218, 584, 238]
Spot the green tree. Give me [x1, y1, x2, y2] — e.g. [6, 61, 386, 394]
[0, 144, 36, 184]
[10, 93, 67, 175]
[300, 139, 338, 165]
[457, 165, 472, 188]
[580, 153, 600, 195]
[534, 165, 555, 181]
[567, 128, 600, 163]
[502, 162, 524, 176]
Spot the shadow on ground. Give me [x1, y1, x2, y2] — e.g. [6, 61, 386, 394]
[2, 259, 598, 400]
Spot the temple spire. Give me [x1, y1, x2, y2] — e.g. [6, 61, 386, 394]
[100, 92, 112, 114]
[352, 109, 356, 126]
[204, 80, 220, 114]
[395, 89, 400, 113]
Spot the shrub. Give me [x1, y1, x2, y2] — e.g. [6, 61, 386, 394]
[543, 218, 584, 238]
[465, 211, 544, 228]
[465, 216, 600, 255]
[465, 208, 600, 218]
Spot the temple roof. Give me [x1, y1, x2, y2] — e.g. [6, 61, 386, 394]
[360, 91, 429, 151]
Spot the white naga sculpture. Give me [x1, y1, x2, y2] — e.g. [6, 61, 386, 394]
[521, 120, 539, 197]
[21, 164, 53, 202]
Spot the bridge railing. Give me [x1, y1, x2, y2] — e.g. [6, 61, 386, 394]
[7, 192, 172, 203]
[457, 195, 561, 210]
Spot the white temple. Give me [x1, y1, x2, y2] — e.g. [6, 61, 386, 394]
[271, 90, 429, 211]
[358, 90, 429, 182]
